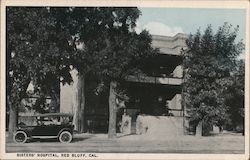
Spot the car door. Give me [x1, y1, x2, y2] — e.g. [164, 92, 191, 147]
[32, 117, 59, 136]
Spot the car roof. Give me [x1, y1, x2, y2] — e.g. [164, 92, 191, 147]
[19, 113, 73, 117]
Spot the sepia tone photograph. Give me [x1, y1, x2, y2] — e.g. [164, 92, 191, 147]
[1, 0, 249, 160]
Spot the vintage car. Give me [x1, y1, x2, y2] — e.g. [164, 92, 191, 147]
[13, 113, 74, 143]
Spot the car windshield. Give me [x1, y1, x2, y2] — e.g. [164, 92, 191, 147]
[37, 116, 72, 125]
[18, 113, 73, 126]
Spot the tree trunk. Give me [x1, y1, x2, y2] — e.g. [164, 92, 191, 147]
[51, 81, 60, 113]
[108, 80, 117, 139]
[73, 93, 79, 131]
[76, 74, 85, 133]
[50, 93, 59, 113]
[196, 122, 202, 137]
[7, 79, 30, 140]
[242, 118, 244, 136]
[8, 103, 17, 141]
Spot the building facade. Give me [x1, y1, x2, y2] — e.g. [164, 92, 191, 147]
[60, 33, 189, 135]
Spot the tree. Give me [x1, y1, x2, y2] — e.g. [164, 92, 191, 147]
[224, 60, 244, 133]
[182, 23, 244, 136]
[6, 7, 75, 139]
[66, 7, 158, 137]
[7, 7, 158, 139]
[53, 7, 148, 133]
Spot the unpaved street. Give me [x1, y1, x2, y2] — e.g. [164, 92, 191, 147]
[6, 132, 244, 153]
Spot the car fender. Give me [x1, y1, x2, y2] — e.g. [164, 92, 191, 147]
[16, 129, 31, 137]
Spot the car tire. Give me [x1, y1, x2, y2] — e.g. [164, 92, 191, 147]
[13, 131, 28, 143]
[59, 131, 72, 143]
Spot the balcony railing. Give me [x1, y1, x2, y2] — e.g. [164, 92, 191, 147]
[126, 75, 183, 85]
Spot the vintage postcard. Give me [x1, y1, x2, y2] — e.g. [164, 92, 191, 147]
[0, 0, 249, 160]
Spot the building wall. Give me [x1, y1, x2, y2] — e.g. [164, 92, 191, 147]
[60, 33, 188, 133]
[60, 69, 78, 114]
[173, 65, 183, 78]
[151, 33, 188, 56]
[167, 94, 182, 116]
[136, 115, 184, 136]
[171, 94, 182, 110]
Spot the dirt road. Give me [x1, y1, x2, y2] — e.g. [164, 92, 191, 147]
[6, 132, 244, 153]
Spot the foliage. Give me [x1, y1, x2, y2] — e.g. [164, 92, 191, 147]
[7, 7, 74, 109]
[68, 7, 158, 84]
[182, 23, 244, 132]
[7, 7, 158, 136]
[7, 6, 157, 98]
[65, 7, 158, 99]
[224, 60, 244, 130]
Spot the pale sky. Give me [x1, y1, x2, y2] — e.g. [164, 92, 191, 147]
[136, 8, 246, 43]
[29, 8, 247, 60]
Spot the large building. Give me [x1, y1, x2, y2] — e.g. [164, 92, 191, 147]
[60, 33, 189, 135]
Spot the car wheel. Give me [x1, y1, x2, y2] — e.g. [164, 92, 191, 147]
[59, 131, 72, 143]
[13, 131, 28, 143]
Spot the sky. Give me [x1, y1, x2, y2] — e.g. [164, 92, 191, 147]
[136, 8, 246, 44]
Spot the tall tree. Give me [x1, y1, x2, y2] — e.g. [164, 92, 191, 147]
[55, 7, 143, 132]
[66, 7, 159, 137]
[6, 7, 75, 139]
[7, 7, 158, 139]
[224, 60, 244, 133]
[182, 23, 244, 136]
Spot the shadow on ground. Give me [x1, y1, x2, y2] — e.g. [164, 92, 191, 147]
[117, 133, 136, 138]
[72, 134, 96, 143]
